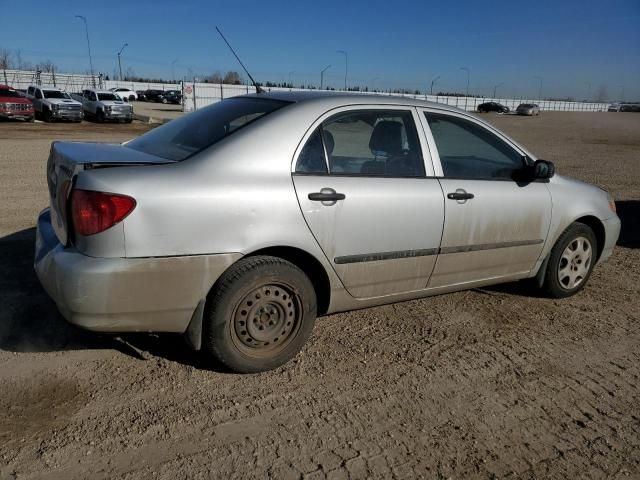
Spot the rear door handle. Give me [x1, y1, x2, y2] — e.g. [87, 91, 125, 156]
[447, 191, 474, 200]
[308, 191, 346, 202]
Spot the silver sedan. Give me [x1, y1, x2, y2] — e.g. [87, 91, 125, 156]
[517, 103, 541, 116]
[35, 92, 620, 372]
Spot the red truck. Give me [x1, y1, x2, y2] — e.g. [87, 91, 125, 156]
[0, 84, 35, 122]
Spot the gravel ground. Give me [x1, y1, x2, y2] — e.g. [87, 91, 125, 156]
[0, 112, 639, 479]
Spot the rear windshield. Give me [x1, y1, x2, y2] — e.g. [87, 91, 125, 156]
[0, 88, 21, 98]
[44, 90, 70, 99]
[98, 93, 120, 101]
[126, 97, 290, 161]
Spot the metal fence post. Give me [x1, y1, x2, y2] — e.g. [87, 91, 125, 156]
[192, 78, 197, 111]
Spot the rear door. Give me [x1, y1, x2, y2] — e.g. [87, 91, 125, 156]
[419, 109, 552, 287]
[292, 106, 445, 298]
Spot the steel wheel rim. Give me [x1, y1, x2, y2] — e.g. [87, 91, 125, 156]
[558, 236, 592, 290]
[231, 282, 302, 358]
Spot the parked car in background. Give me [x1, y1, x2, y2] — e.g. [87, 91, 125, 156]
[159, 90, 182, 104]
[477, 102, 510, 113]
[110, 88, 138, 101]
[516, 103, 540, 116]
[26, 86, 83, 122]
[0, 84, 34, 122]
[34, 92, 621, 373]
[142, 89, 166, 102]
[136, 90, 147, 101]
[74, 89, 133, 123]
[607, 104, 621, 112]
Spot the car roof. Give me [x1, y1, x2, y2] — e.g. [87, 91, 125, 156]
[242, 90, 469, 114]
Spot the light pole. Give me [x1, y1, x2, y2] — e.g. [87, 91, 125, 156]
[171, 59, 177, 83]
[320, 64, 331, 90]
[75, 15, 95, 87]
[493, 82, 504, 98]
[430, 75, 440, 95]
[336, 50, 348, 90]
[288, 70, 295, 87]
[584, 81, 591, 101]
[534, 76, 543, 100]
[460, 67, 470, 96]
[117, 43, 128, 81]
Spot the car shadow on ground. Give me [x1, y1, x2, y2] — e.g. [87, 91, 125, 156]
[616, 200, 640, 249]
[0, 228, 229, 372]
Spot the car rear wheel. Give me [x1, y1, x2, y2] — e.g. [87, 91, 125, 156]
[542, 222, 597, 298]
[203, 255, 317, 373]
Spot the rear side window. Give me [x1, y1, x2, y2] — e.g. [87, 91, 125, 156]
[295, 110, 425, 178]
[295, 128, 328, 174]
[425, 112, 525, 180]
[126, 97, 290, 161]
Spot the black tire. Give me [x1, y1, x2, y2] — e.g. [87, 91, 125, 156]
[129, 95, 135, 101]
[28, 116, 35, 123]
[96, 110, 105, 123]
[203, 255, 317, 373]
[43, 109, 54, 123]
[542, 222, 597, 298]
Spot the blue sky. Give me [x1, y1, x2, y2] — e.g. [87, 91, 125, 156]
[2, 0, 639, 100]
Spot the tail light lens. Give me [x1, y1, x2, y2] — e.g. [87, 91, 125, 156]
[71, 189, 136, 236]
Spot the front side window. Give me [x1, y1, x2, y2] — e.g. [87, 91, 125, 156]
[35, 90, 43, 99]
[425, 112, 525, 180]
[295, 110, 424, 177]
[126, 97, 290, 161]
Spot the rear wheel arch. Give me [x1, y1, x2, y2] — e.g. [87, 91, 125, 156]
[244, 246, 331, 316]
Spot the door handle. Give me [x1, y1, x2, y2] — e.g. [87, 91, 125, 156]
[447, 191, 474, 200]
[308, 191, 346, 202]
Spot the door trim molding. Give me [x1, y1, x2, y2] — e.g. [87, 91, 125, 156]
[334, 248, 439, 265]
[439, 239, 543, 254]
[334, 239, 543, 264]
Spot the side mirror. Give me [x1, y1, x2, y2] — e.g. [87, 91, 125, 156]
[533, 159, 555, 179]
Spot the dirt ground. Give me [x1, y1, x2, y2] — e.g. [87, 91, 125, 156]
[0, 112, 639, 479]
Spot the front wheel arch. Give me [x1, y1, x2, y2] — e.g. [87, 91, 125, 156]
[573, 215, 606, 262]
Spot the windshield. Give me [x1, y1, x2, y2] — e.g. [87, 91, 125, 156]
[126, 97, 290, 161]
[0, 88, 22, 98]
[98, 93, 120, 101]
[44, 90, 70, 99]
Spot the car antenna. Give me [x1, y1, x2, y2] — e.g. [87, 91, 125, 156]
[215, 26, 264, 94]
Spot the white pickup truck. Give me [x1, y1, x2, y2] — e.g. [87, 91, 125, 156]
[26, 86, 83, 122]
[72, 89, 133, 123]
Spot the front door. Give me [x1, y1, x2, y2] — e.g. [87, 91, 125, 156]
[421, 110, 552, 288]
[292, 107, 445, 298]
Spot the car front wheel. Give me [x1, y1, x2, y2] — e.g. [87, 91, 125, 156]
[542, 222, 597, 298]
[203, 255, 317, 373]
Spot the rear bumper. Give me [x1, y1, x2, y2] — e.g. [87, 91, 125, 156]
[34, 208, 242, 333]
[599, 215, 621, 263]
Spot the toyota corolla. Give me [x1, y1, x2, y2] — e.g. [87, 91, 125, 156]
[35, 92, 621, 372]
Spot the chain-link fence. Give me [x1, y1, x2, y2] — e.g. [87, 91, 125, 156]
[3, 68, 610, 112]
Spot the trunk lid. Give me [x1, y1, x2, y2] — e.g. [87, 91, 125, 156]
[47, 141, 175, 245]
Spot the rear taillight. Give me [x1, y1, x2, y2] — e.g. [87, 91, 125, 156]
[71, 189, 136, 236]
